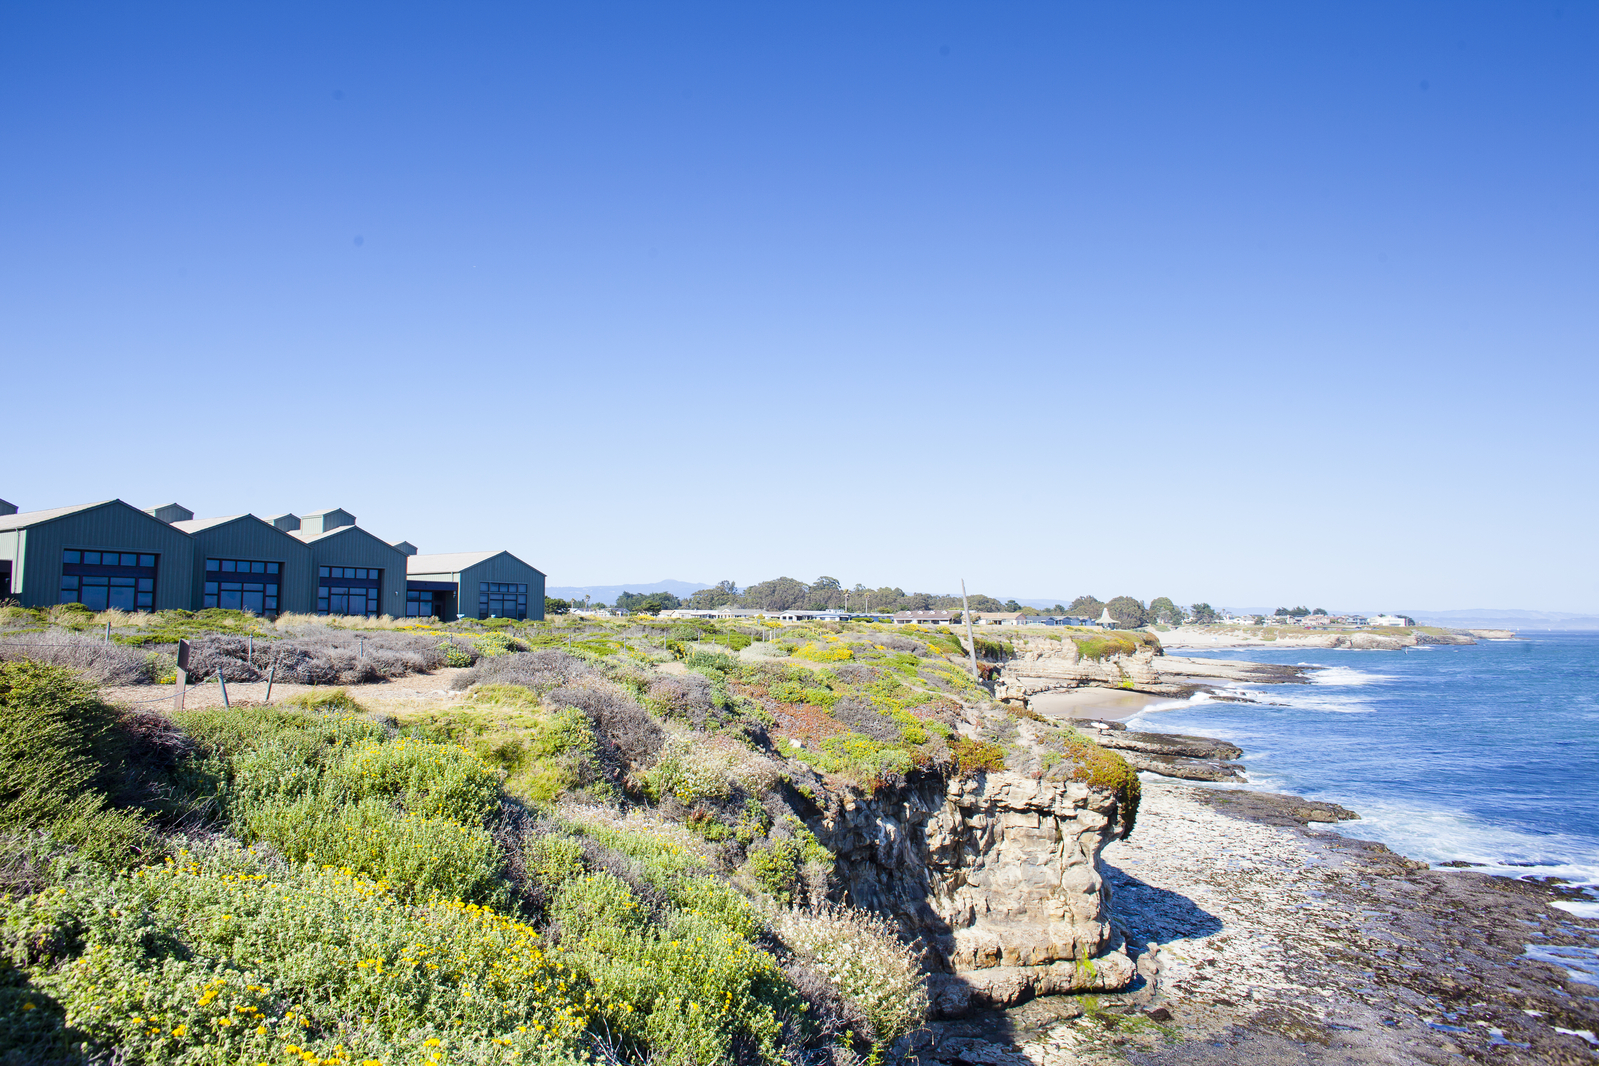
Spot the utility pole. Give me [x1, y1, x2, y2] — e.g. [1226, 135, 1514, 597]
[960, 579, 980, 682]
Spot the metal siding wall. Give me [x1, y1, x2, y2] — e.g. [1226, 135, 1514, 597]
[18, 503, 194, 610]
[190, 520, 317, 614]
[459, 554, 546, 620]
[0, 530, 17, 597]
[307, 528, 410, 619]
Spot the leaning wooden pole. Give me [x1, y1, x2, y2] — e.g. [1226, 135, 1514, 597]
[961, 578, 981, 682]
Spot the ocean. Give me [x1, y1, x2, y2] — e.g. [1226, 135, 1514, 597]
[1125, 631, 1599, 914]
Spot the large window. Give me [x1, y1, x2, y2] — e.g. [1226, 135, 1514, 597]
[205, 558, 281, 615]
[480, 581, 527, 620]
[319, 566, 382, 617]
[60, 550, 157, 611]
[407, 589, 439, 617]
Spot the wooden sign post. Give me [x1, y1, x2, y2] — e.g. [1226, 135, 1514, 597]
[174, 639, 190, 711]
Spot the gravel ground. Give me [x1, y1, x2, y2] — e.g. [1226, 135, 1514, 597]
[101, 668, 475, 714]
[906, 778, 1599, 1065]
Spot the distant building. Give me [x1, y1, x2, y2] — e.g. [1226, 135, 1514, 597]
[1097, 607, 1117, 628]
[1369, 614, 1412, 627]
[776, 609, 849, 623]
[659, 608, 765, 620]
[893, 610, 956, 625]
[972, 611, 1026, 626]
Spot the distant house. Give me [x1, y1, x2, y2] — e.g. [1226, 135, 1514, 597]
[1369, 614, 1412, 627]
[659, 608, 767, 620]
[973, 611, 1025, 626]
[776, 609, 849, 623]
[893, 610, 955, 625]
[1097, 607, 1117, 628]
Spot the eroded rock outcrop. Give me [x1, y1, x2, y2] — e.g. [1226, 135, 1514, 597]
[804, 768, 1137, 1015]
[994, 636, 1305, 702]
[1087, 727, 1248, 782]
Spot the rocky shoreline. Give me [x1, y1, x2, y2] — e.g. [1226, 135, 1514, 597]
[1155, 626, 1496, 652]
[901, 779, 1599, 1066]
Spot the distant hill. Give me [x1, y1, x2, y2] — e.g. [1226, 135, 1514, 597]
[546, 579, 711, 605]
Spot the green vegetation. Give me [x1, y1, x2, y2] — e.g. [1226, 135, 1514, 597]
[0, 604, 1145, 1066]
[0, 661, 153, 865]
[0, 656, 941, 1066]
[949, 736, 1006, 775]
[1071, 630, 1159, 661]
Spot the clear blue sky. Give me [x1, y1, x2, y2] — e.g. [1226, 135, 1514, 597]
[3, 2, 1594, 612]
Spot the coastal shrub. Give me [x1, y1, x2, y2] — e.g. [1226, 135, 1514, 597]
[0, 629, 155, 685]
[972, 636, 1013, 661]
[440, 639, 477, 667]
[745, 826, 831, 905]
[802, 732, 915, 790]
[949, 736, 1006, 775]
[239, 795, 506, 904]
[0, 661, 153, 865]
[546, 871, 796, 1066]
[792, 642, 853, 663]
[551, 681, 663, 776]
[475, 631, 520, 657]
[644, 674, 718, 727]
[640, 734, 735, 806]
[222, 733, 508, 902]
[831, 697, 899, 742]
[452, 650, 592, 693]
[0, 843, 588, 1066]
[1071, 633, 1142, 662]
[774, 906, 927, 1047]
[1041, 727, 1141, 834]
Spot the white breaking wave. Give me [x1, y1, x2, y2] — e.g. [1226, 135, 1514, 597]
[1308, 665, 1396, 687]
[1137, 691, 1214, 715]
[1323, 800, 1599, 891]
[1242, 684, 1379, 713]
[1552, 900, 1599, 920]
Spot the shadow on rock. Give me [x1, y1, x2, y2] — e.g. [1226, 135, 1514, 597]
[1104, 863, 1224, 944]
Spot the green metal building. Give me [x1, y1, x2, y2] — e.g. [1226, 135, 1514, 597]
[0, 500, 195, 611]
[170, 514, 316, 616]
[403, 550, 547, 621]
[0, 498, 544, 622]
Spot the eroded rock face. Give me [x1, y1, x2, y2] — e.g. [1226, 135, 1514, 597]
[805, 769, 1136, 1015]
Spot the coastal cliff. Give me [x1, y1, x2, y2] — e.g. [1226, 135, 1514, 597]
[803, 765, 1138, 1015]
[992, 635, 1303, 702]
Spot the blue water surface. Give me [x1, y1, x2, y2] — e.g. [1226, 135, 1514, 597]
[1125, 631, 1599, 890]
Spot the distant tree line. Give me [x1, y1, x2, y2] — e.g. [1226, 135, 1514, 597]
[681, 578, 1010, 615]
[588, 579, 1236, 627]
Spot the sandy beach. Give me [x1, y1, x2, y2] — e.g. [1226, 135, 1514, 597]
[1028, 688, 1171, 721]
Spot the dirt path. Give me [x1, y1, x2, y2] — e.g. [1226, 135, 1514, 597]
[102, 668, 475, 715]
